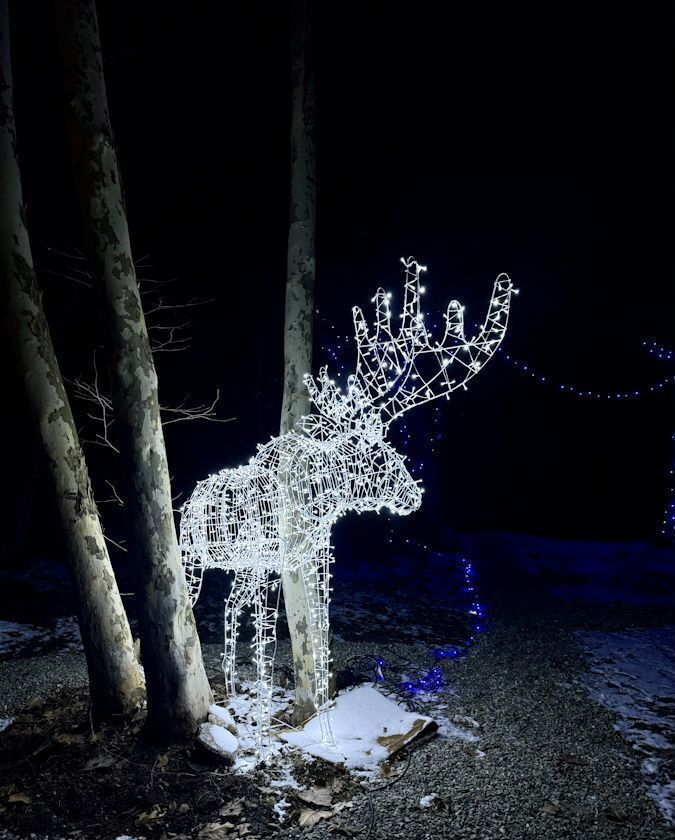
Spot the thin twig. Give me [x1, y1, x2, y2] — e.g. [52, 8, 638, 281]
[96, 480, 125, 506]
[103, 533, 128, 553]
[161, 389, 233, 425]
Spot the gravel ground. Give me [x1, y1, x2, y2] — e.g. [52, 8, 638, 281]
[0, 556, 673, 840]
[0, 591, 672, 839]
[275, 605, 672, 840]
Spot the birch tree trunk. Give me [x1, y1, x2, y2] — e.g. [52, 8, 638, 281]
[0, 0, 145, 722]
[280, 0, 320, 723]
[56, 0, 212, 741]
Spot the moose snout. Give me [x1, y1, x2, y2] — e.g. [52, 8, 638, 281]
[398, 478, 423, 515]
[390, 460, 422, 515]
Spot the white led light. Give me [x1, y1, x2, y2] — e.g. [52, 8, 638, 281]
[180, 257, 513, 753]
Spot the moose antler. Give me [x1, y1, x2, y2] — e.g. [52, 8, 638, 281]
[304, 257, 514, 429]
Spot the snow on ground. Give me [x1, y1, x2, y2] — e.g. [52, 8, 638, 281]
[0, 617, 81, 657]
[0, 620, 40, 653]
[216, 680, 299, 775]
[577, 626, 675, 825]
[280, 684, 435, 770]
[207, 673, 476, 794]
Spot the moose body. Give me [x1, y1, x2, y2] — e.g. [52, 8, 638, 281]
[181, 428, 420, 745]
[180, 258, 513, 748]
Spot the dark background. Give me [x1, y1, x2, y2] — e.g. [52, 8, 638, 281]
[2, 1, 673, 574]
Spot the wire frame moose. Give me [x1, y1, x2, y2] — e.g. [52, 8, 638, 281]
[180, 258, 514, 750]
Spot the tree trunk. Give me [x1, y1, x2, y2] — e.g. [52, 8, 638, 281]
[0, 0, 145, 722]
[280, 0, 321, 724]
[56, 0, 212, 741]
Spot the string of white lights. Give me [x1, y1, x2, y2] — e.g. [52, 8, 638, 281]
[499, 349, 675, 400]
[319, 292, 674, 546]
[500, 340, 674, 539]
[642, 340, 674, 362]
[179, 258, 513, 753]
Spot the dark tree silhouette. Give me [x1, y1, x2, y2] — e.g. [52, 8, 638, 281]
[0, 0, 145, 722]
[56, 0, 212, 741]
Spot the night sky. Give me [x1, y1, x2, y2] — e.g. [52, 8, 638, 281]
[2, 0, 673, 571]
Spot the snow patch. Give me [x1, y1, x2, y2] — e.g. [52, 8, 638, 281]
[268, 763, 302, 789]
[213, 682, 298, 775]
[208, 703, 236, 732]
[0, 621, 40, 653]
[198, 722, 238, 758]
[273, 797, 291, 821]
[207, 723, 238, 754]
[0, 617, 81, 657]
[0, 718, 14, 733]
[577, 626, 675, 824]
[280, 684, 435, 770]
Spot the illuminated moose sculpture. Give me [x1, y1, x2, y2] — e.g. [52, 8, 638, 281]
[180, 258, 513, 749]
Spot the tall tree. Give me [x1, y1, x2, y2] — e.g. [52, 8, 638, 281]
[56, 0, 212, 741]
[280, 0, 320, 723]
[0, 0, 145, 722]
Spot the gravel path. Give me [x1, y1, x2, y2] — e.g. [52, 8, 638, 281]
[0, 592, 672, 839]
[274, 602, 673, 840]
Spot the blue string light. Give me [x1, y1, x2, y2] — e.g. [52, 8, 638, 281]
[319, 304, 675, 607]
[360, 552, 484, 696]
[393, 554, 484, 694]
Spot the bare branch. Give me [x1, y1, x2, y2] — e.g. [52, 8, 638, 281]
[103, 533, 128, 553]
[36, 241, 87, 261]
[150, 324, 192, 353]
[67, 354, 119, 452]
[97, 479, 125, 506]
[160, 389, 234, 426]
[148, 321, 190, 332]
[145, 296, 215, 315]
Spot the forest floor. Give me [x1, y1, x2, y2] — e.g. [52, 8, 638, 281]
[0, 533, 673, 840]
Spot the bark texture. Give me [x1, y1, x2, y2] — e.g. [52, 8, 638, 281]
[56, 0, 211, 741]
[0, 0, 145, 722]
[280, 0, 320, 723]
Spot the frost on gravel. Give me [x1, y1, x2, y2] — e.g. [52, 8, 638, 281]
[0, 617, 82, 657]
[577, 625, 675, 824]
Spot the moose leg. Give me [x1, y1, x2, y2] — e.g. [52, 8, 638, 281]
[251, 571, 281, 752]
[223, 568, 257, 695]
[299, 552, 334, 746]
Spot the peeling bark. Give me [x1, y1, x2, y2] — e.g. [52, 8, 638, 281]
[55, 0, 212, 741]
[280, 0, 322, 724]
[0, 0, 145, 722]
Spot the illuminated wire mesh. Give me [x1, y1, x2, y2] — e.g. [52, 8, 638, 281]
[180, 257, 514, 752]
